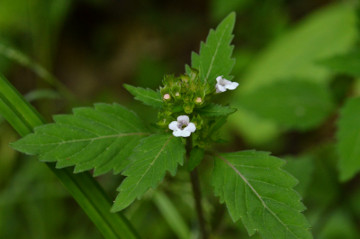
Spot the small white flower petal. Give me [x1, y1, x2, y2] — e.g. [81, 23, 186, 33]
[184, 122, 196, 133]
[173, 130, 183, 137]
[226, 82, 239, 90]
[216, 84, 226, 93]
[222, 79, 232, 85]
[169, 121, 179, 131]
[173, 130, 191, 137]
[169, 115, 196, 137]
[216, 76, 223, 83]
[177, 115, 189, 124]
[179, 130, 191, 137]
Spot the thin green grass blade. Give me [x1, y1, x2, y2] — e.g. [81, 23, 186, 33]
[0, 73, 140, 239]
[153, 191, 190, 239]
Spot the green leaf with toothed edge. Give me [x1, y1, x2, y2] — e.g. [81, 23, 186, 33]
[191, 12, 236, 87]
[212, 150, 312, 239]
[197, 103, 236, 117]
[11, 103, 149, 176]
[124, 84, 163, 108]
[112, 134, 185, 212]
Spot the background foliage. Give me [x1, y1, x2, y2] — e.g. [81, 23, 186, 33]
[0, 0, 359, 238]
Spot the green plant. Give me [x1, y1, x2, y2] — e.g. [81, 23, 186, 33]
[2, 3, 360, 238]
[4, 13, 313, 239]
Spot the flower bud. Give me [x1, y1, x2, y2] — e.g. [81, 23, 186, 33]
[163, 94, 171, 100]
[195, 97, 203, 104]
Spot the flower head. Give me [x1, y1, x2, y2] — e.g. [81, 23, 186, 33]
[168, 115, 196, 137]
[215, 76, 239, 93]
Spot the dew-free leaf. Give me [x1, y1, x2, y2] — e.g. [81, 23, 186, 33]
[238, 80, 333, 130]
[197, 103, 236, 117]
[112, 134, 185, 212]
[318, 48, 360, 78]
[124, 84, 163, 108]
[12, 103, 149, 176]
[212, 150, 312, 239]
[337, 97, 360, 181]
[230, 3, 356, 144]
[191, 12, 236, 87]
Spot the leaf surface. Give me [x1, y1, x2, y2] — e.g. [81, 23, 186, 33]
[191, 12, 236, 87]
[337, 97, 360, 181]
[12, 103, 149, 176]
[197, 103, 236, 117]
[212, 150, 312, 239]
[319, 48, 360, 78]
[124, 84, 163, 108]
[230, 3, 356, 144]
[112, 134, 185, 211]
[238, 80, 333, 130]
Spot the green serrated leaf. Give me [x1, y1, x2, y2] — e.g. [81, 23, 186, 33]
[124, 84, 163, 108]
[12, 103, 149, 176]
[238, 80, 334, 130]
[191, 12, 236, 87]
[197, 103, 236, 117]
[337, 97, 360, 181]
[318, 48, 360, 78]
[212, 150, 312, 239]
[112, 134, 185, 212]
[188, 147, 205, 171]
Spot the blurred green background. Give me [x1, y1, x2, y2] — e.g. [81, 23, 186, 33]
[0, 0, 359, 238]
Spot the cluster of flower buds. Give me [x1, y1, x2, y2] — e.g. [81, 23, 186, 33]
[158, 68, 238, 140]
[159, 69, 206, 115]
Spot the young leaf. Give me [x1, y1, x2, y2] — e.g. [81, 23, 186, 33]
[112, 134, 185, 212]
[197, 103, 236, 117]
[238, 80, 334, 130]
[124, 84, 163, 108]
[191, 12, 236, 87]
[212, 150, 312, 239]
[318, 48, 360, 78]
[337, 97, 360, 181]
[12, 103, 149, 176]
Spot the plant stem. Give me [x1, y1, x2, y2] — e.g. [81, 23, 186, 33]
[190, 169, 208, 239]
[186, 139, 208, 239]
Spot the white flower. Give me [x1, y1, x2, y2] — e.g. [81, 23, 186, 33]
[168, 115, 196, 137]
[215, 76, 239, 93]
